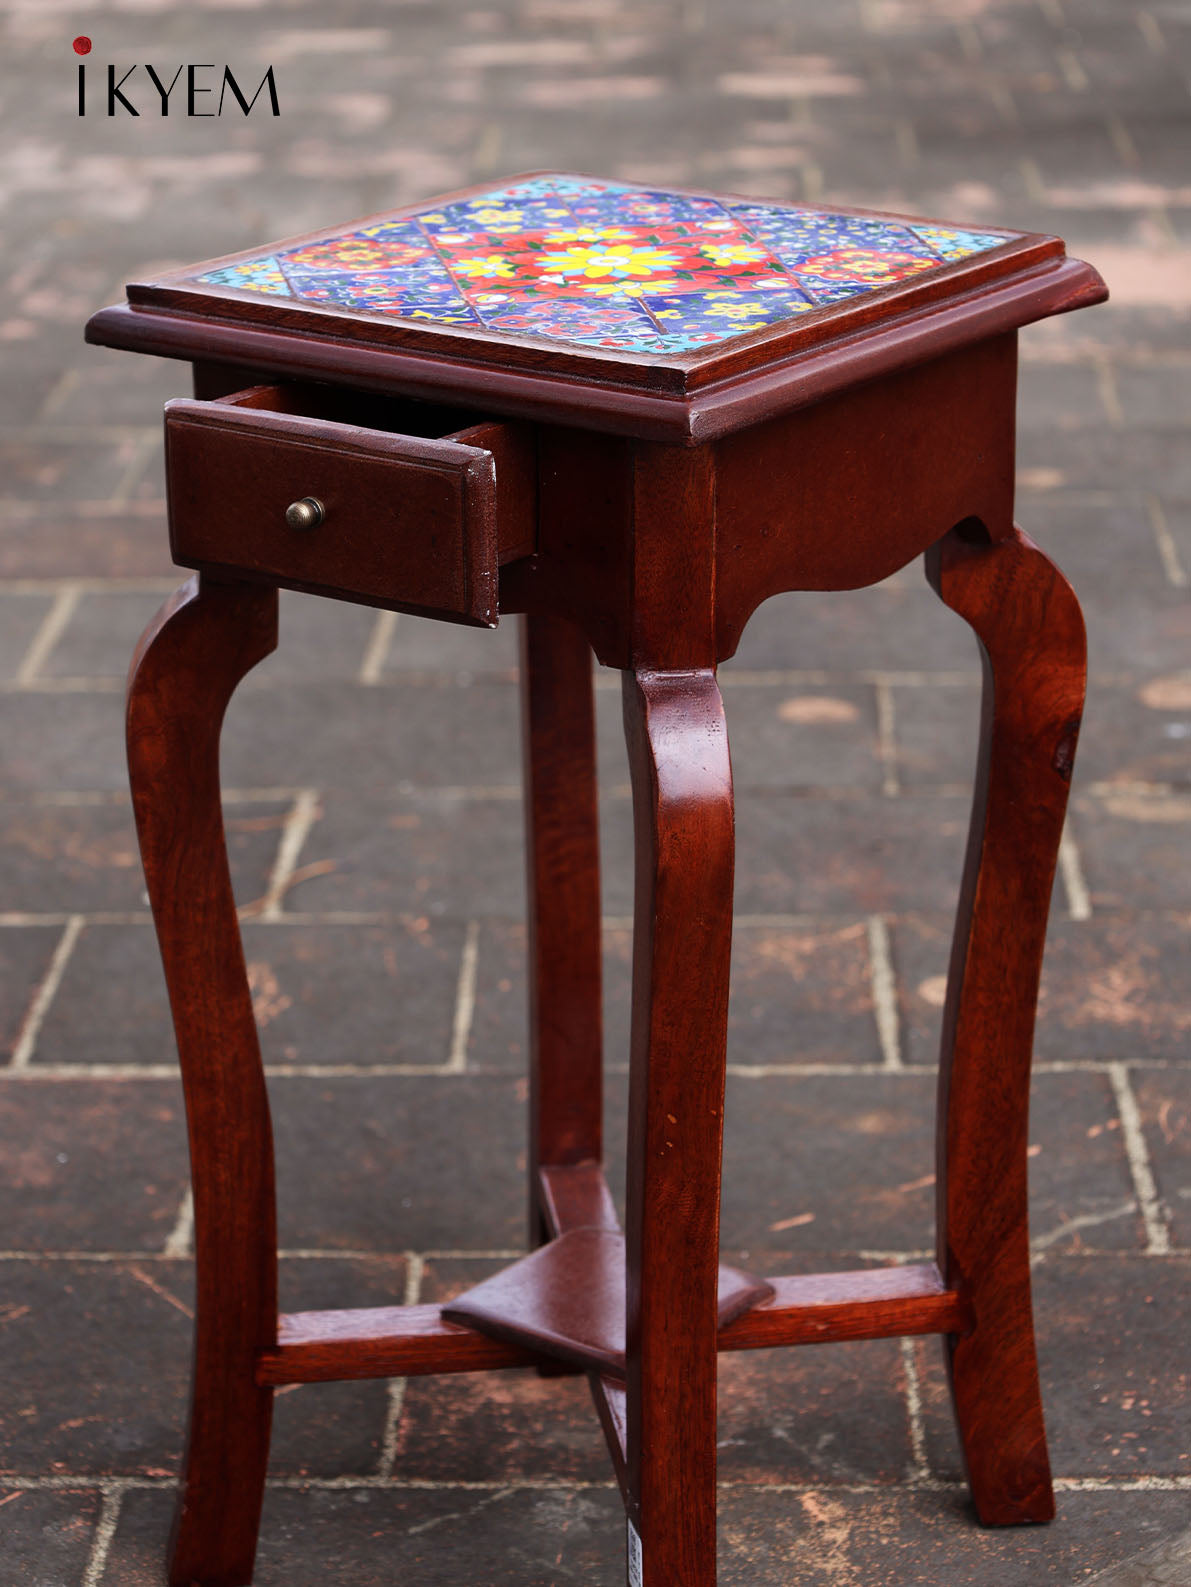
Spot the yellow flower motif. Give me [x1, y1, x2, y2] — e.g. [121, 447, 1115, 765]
[580, 279, 654, 297]
[450, 254, 517, 279]
[543, 226, 637, 244]
[472, 206, 524, 225]
[700, 243, 769, 265]
[536, 243, 682, 280]
[704, 301, 766, 319]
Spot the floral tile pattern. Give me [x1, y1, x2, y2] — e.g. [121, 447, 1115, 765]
[193, 176, 1012, 354]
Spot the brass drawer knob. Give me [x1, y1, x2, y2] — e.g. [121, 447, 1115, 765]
[284, 496, 324, 531]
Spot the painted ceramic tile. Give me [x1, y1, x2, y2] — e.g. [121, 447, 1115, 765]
[910, 223, 1011, 261]
[197, 255, 292, 295]
[193, 177, 1012, 353]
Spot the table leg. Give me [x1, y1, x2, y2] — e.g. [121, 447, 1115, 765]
[926, 522, 1086, 1527]
[126, 574, 280, 1586]
[621, 668, 734, 1587]
[521, 613, 603, 1247]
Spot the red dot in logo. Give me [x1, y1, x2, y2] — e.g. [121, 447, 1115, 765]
[72, 36, 92, 55]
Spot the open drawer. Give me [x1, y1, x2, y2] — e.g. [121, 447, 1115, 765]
[164, 383, 536, 627]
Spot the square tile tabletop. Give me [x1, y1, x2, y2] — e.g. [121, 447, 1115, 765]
[88, 173, 1103, 441]
[187, 174, 1015, 356]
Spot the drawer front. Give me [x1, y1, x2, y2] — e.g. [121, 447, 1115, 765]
[165, 397, 509, 625]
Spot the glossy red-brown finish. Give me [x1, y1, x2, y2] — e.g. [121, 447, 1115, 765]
[926, 522, 1086, 1526]
[111, 183, 1105, 1584]
[164, 386, 538, 626]
[622, 668, 735, 1585]
[520, 613, 603, 1247]
[126, 575, 279, 1587]
[442, 1227, 772, 1376]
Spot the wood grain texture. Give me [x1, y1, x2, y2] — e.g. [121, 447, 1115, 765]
[717, 1264, 970, 1351]
[440, 1229, 772, 1377]
[538, 1161, 620, 1239]
[622, 667, 735, 1587]
[925, 521, 1087, 1527]
[165, 391, 503, 625]
[260, 1305, 543, 1384]
[126, 575, 279, 1587]
[713, 336, 1018, 651]
[520, 613, 603, 1248]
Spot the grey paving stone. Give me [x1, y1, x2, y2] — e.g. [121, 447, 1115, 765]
[0, 1488, 101, 1587]
[102, 1484, 625, 1587]
[916, 1257, 1191, 1483]
[0, 593, 56, 679]
[0, 797, 289, 912]
[893, 912, 1191, 1067]
[281, 787, 530, 919]
[0, 1260, 190, 1474]
[716, 1489, 1191, 1587]
[1085, 1527, 1191, 1586]
[36, 919, 467, 1069]
[1072, 791, 1191, 911]
[220, 676, 524, 791]
[725, 585, 981, 675]
[0, 925, 62, 1061]
[1134, 1068, 1191, 1250]
[470, 917, 882, 1075]
[0, 507, 180, 580]
[0, 1078, 188, 1250]
[270, 1075, 530, 1251]
[733, 790, 972, 917]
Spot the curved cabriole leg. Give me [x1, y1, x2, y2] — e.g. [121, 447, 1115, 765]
[622, 669, 734, 1587]
[126, 575, 280, 1586]
[926, 523, 1086, 1527]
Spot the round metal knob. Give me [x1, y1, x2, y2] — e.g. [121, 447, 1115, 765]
[284, 496, 324, 531]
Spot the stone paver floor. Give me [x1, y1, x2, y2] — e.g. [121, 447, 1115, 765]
[1, 0, 1188, 1583]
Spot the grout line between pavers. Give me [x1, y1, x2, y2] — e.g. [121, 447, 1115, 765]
[445, 922, 480, 1073]
[1058, 822, 1093, 921]
[865, 914, 903, 1071]
[1093, 356, 1123, 426]
[898, 1336, 931, 1481]
[80, 1485, 123, 1587]
[358, 609, 399, 685]
[1135, 9, 1165, 52]
[8, 1470, 1191, 1495]
[256, 789, 322, 921]
[108, 430, 161, 509]
[377, 1253, 424, 1480]
[1146, 494, 1188, 589]
[9, 914, 83, 1068]
[15, 584, 82, 685]
[162, 1185, 194, 1260]
[0, 1056, 1185, 1084]
[3, 1245, 1185, 1267]
[874, 679, 900, 797]
[1107, 1063, 1172, 1256]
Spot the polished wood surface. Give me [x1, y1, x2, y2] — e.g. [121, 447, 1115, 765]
[126, 575, 279, 1587]
[926, 521, 1086, 1526]
[165, 385, 525, 626]
[622, 668, 735, 1585]
[112, 186, 1104, 1581]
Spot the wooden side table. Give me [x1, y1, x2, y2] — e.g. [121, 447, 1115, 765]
[86, 174, 1106, 1587]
